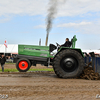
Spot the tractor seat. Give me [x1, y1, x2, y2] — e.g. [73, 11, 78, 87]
[49, 44, 57, 52]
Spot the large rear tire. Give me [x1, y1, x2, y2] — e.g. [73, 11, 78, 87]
[53, 49, 84, 78]
[16, 58, 31, 72]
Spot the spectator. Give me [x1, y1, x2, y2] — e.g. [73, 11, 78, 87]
[0, 54, 6, 72]
[10, 56, 13, 60]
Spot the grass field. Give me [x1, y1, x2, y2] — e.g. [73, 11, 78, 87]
[0, 68, 54, 72]
[0, 63, 54, 72]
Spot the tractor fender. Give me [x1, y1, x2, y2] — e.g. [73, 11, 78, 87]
[53, 47, 84, 60]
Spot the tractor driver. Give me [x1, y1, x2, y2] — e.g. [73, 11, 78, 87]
[61, 38, 72, 47]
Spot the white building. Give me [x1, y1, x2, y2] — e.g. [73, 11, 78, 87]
[0, 44, 18, 54]
[82, 50, 100, 54]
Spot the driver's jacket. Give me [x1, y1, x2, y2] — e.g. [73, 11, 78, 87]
[61, 41, 72, 47]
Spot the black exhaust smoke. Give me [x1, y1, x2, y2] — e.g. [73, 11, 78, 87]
[45, 0, 58, 46]
[45, 0, 66, 46]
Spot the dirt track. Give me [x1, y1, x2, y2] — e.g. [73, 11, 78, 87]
[0, 64, 100, 100]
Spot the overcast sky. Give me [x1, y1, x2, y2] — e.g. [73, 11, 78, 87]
[0, 0, 100, 50]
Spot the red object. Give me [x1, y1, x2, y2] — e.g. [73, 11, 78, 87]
[18, 61, 28, 70]
[11, 53, 18, 54]
[4, 40, 7, 48]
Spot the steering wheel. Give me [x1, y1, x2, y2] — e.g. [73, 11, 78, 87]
[56, 42, 60, 47]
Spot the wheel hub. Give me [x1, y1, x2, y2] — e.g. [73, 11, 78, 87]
[18, 61, 28, 70]
[60, 57, 78, 72]
[63, 58, 74, 69]
[66, 61, 73, 68]
[22, 64, 25, 67]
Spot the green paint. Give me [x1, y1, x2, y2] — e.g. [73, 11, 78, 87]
[18, 45, 50, 58]
[72, 35, 77, 48]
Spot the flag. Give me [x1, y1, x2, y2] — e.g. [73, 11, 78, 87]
[4, 40, 7, 48]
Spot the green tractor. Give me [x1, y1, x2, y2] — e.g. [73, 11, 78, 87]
[14, 35, 85, 78]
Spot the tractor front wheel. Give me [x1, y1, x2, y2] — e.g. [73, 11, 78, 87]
[16, 58, 31, 72]
[53, 49, 84, 78]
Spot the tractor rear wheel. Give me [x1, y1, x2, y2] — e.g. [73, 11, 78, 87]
[53, 49, 84, 78]
[16, 58, 31, 72]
